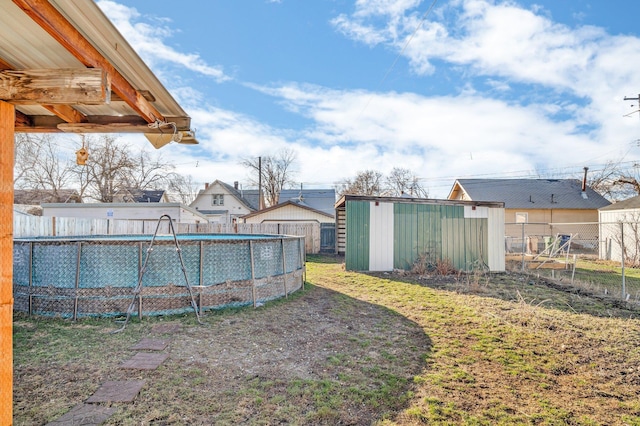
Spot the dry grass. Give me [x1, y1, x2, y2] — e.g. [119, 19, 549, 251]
[13, 255, 640, 425]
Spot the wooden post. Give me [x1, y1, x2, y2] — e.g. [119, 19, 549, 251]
[0, 100, 15, 424]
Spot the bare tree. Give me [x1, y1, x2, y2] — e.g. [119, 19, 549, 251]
[167, 173, 199, 204]
[14, 134, 75, 200]
[241, 148, 297, 207]
[121, 148, 177, 189]
[80, 135, 135, 202]
[386, 167, 428, 197]
[337, 170, 385, 197]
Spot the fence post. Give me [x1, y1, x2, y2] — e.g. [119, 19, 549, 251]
[521, 222, 525, 271]
[621, 221, 626, 300]
[249, 240, 257, 307]
[281, 238, 288, 298]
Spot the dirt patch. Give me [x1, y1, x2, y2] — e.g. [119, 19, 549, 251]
[14, 284, 430, 425]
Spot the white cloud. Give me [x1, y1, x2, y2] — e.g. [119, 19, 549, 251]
[95, 0, 640, 198]
[96, 0, 230, 82]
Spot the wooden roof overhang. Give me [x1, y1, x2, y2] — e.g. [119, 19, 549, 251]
[0, 1, 200, 422]
[0, 0, 198, 146]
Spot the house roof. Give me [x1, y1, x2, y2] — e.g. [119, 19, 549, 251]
[242, 200, 334, 220]
[449, 179, 610, 210]
[599, 194, 640, 211]
[278, 189, 336, 216]
[14, 188, 81, 204]
[217, 181, 261, 211]
[191, 180, 260, 212]
[1, 0, 196, 145]
[117, 188, 166, 203]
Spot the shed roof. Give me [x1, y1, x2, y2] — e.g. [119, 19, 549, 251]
[449, 179, 610, 210]
[335, 194, 504, 209]
[599, 195, 640, 211]
[1, 0, 196, 145]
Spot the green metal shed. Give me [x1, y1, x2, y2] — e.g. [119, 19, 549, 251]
[335, 195, 505, 272]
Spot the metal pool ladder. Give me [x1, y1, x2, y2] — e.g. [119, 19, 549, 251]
[114, 214, 203, 333]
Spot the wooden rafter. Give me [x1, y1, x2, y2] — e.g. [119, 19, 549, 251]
[0, 57, 13, 70]
[14, 110, 33, 127]
[12, 0, 165, 124]
[42, 104, 87, 123]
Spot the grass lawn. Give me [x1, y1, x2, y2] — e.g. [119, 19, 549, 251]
[13, 255, 640, 425]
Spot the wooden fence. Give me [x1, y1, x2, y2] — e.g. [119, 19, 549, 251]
[13, 216, 323, 254]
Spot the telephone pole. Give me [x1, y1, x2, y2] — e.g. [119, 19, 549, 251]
[623, 93, 640, 117]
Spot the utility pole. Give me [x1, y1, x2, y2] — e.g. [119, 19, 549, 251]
[623, 93, 640, 118]
[258, 156, 263, 210]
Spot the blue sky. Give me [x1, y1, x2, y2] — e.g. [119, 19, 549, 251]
[95, 0, 640, 198]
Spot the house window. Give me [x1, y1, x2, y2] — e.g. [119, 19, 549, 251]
[212, 194, 224, 206]
[515, 212, 528, 223]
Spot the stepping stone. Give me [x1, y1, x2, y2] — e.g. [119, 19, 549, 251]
[86, 380, 146, 403]
[120, 352, 169, 370]
[150, 323, 182, 334]
[130, 338, 169, 351]
[46, 403, 117, 426]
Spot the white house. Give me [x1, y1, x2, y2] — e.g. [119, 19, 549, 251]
[190, 180, 260, 224]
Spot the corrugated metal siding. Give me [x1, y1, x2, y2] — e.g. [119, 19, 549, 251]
[345, 200, 370, 270]
[394, 203, 418, 270]
[441, 205, 465, 270]
[369, 202, 394, 271]
[393, 203, 495, 272]
[487, 208, 505, 271]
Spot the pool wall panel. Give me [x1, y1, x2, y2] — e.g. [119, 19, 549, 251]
[13, 234, 305, 318]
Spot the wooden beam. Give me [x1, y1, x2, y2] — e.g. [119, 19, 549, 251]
[0, 57, 13, 70]
[0, 68, 109, 104]
[111, 90, 155, 103]
[12, 0, 165, 123]
[0, 100, 15, 425]
[1, 62, 89, 124]
[42, 104, 87, 123]
[14, 109, 32, 127]
[58, 116, 191, 133]
[16, 114, 191, 133]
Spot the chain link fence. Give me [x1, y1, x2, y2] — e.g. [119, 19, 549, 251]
[13, 234, 305, 319]
[506, 222, 640, 303]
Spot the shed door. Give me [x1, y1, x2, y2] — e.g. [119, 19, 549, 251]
[369, 201, 394, 271]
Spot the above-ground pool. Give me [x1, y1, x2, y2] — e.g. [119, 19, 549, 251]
[13, 234, 306, 318]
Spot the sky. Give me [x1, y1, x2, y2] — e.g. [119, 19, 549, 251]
[91, 0, 640, 198]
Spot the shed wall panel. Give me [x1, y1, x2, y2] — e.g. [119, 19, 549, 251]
[488, 208, 505, 271]
[394, 203, 418, 270]
[369, 202, 394, 271]
[345, 201, 370, 270]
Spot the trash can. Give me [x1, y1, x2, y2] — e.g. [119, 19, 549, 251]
[559, 234, 570, 250]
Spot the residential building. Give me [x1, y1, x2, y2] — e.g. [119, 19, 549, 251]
[190, 180, 260, 223]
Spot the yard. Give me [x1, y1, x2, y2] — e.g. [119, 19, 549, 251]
[13, 255, 640, 425]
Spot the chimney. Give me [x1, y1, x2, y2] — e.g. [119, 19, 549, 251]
[582, 167, 589, 199]
[234, 181, 239, 190]
[205, 182, 209, 190]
